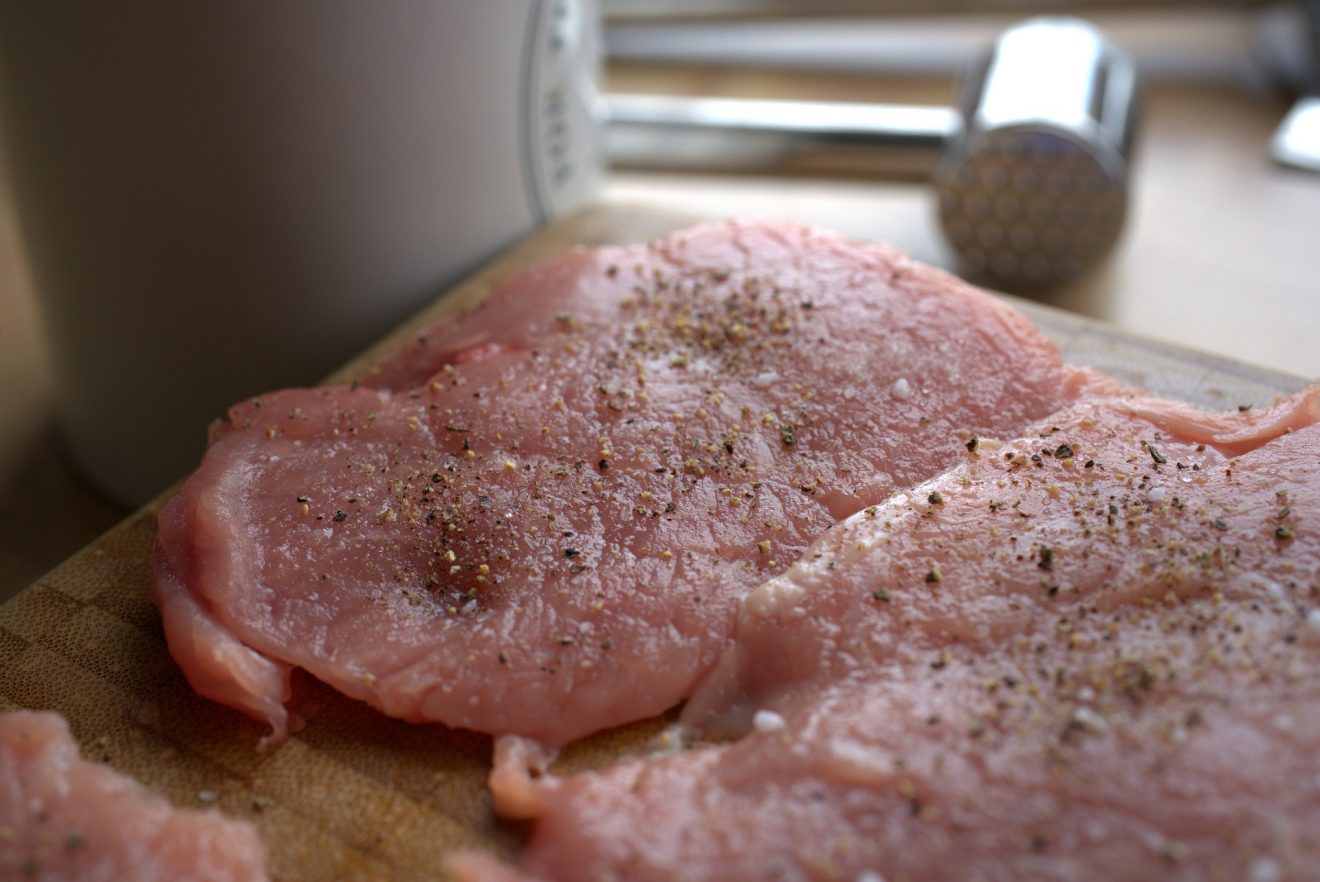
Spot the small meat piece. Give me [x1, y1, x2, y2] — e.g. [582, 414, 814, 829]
[154, 219, 1116, 748]
[473, 390, 1320, 882]
[0, 710, 268, 882]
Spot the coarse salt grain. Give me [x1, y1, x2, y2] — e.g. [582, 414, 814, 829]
[1072, 706, 1109, 732]
[754, 371, 779, 387]
[1145, 486, 1166, 502]
[1083, 819, 1108, 841]
[856, 872, 887, 882]
[890, 378, 912, 400]
[1307, 608, 1320, 638]
[650, 724, 686, 757]
[1248, 857, 1281, 882]
[746, 580, 806, 618]
[752, 709, 787, 733]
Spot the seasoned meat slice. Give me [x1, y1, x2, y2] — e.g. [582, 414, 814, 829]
[0, 710, 268, 881]
[465, 391, 1320, 882]
[154, 219, 1114, 747]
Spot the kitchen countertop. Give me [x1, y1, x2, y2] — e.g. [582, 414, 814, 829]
[1, 64, 1318, 603]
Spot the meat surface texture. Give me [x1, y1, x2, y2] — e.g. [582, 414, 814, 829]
[0, 710, 268, 882]
[460, 391, 1320, 882]
[153, 219, 1116, 748]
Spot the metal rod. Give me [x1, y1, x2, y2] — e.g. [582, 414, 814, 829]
[606, 93, 959, 178]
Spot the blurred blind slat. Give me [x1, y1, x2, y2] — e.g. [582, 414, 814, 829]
[606, 7, 1311, 90]
[604, 0, 1272, 22]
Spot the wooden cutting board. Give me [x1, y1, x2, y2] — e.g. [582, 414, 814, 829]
[0, 203, 1309, 882]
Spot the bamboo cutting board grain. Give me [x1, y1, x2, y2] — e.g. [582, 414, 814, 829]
[0, 203, 1309, 881]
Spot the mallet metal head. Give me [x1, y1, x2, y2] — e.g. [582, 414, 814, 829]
[935, 18, 1139, 287]
[606, 17, 1140, 288]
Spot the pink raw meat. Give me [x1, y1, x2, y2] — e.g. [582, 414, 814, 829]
[153, 219, 1116, 748]
[464, 390, 1320, 882]
[0, 710, 268, 882]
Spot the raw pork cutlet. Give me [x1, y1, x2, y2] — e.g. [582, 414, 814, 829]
[153, 219, 1116, 749]
[462, 390, 1320, 882]
[0, 710, 268, 882]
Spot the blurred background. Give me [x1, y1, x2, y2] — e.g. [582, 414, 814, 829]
[2, 0, 1319, 601]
